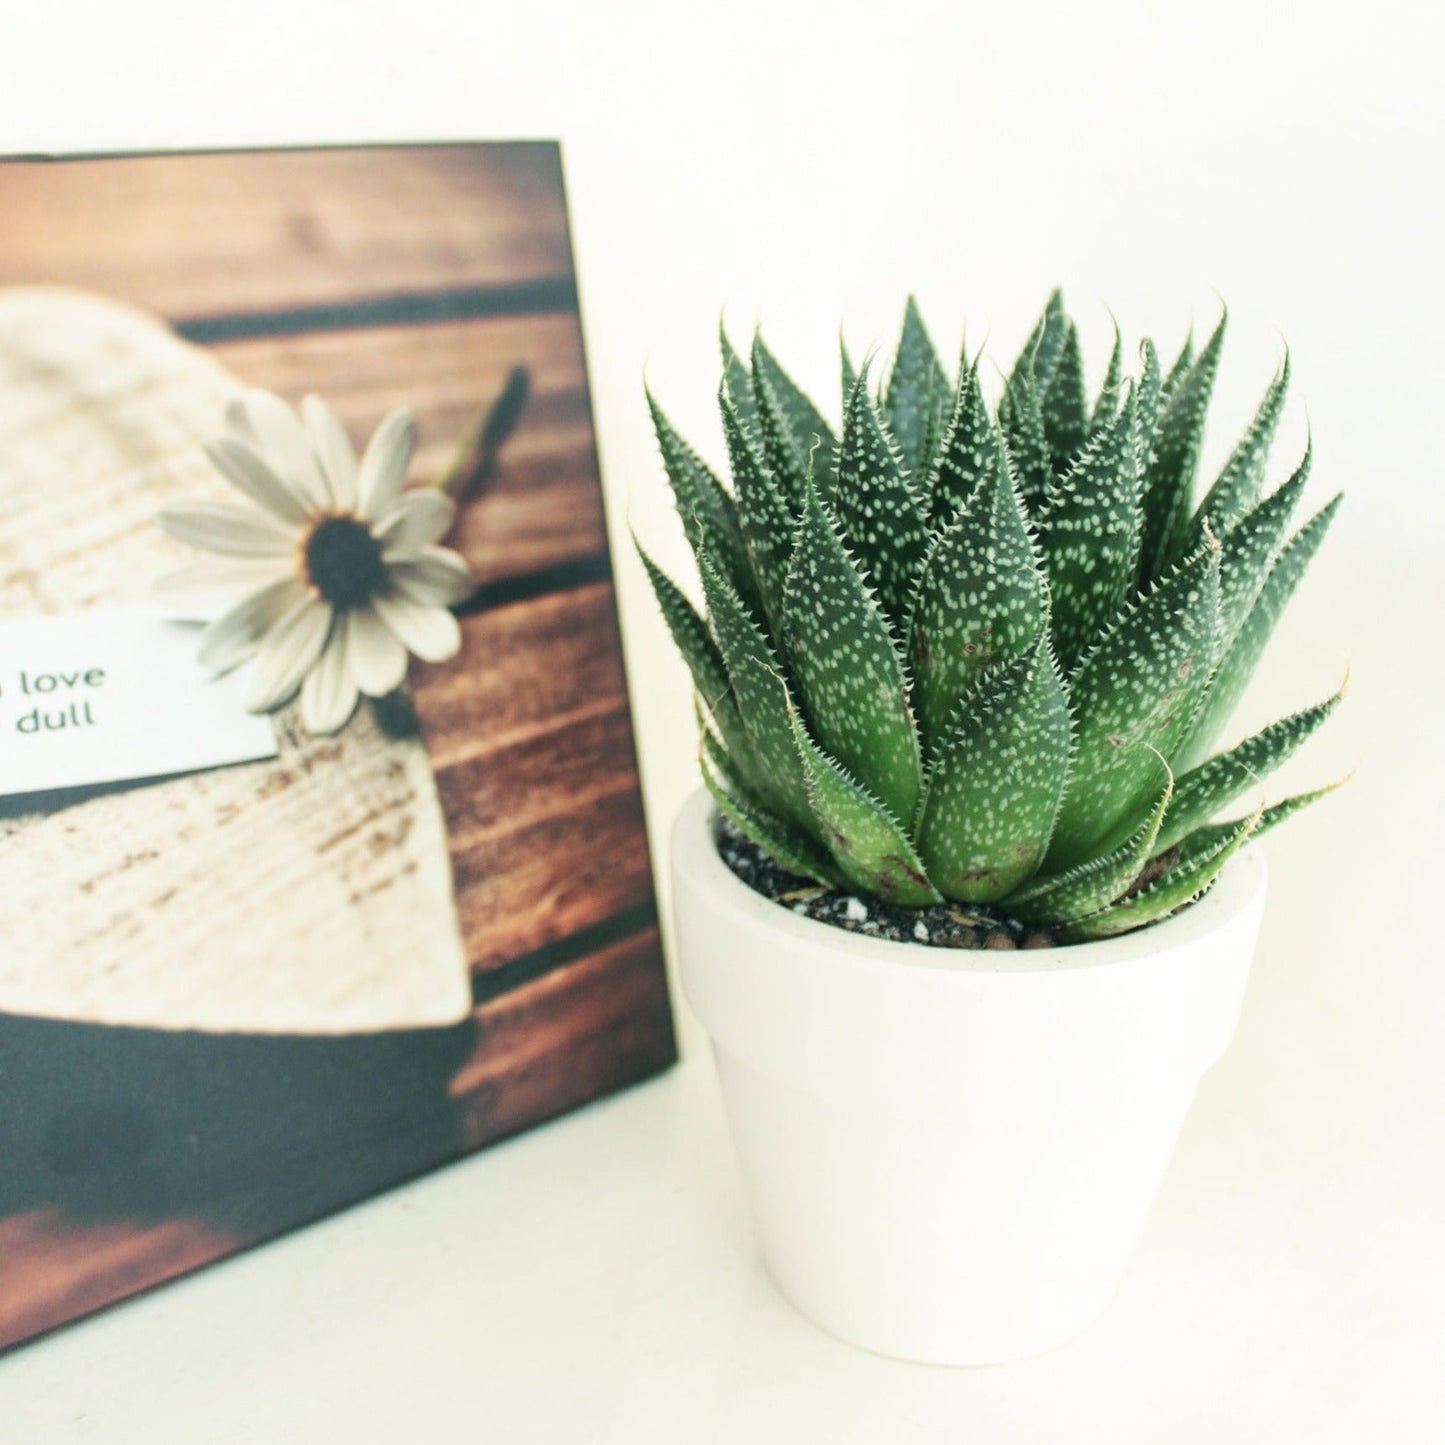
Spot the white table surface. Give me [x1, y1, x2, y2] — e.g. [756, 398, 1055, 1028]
[1, 545, 1439, 1444]
[0, 970, 1438, 1445]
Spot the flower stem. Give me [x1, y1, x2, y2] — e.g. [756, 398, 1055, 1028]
[438, 366, 531, 506]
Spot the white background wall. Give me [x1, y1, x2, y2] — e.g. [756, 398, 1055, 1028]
[3, 0, 1438, 880]
[2, 3, 1442, 1432]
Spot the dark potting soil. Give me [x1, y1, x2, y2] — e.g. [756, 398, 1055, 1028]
[713, 813, 1063, 952]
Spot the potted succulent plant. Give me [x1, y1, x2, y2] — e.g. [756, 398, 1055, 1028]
[640, 292, 1344, 1365]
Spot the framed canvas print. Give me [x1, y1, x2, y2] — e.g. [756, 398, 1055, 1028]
[0, 142, 676, 1353]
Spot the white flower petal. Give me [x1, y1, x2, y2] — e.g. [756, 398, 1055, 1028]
[386, 546, 476, 607]
[347, 605, 410, 696]
[375, 488, 455, 556]
[154, 558, 296, 620]
[356, 407, 416, 521]
[159, 499, 297, 558]
[224, 395, 257, 443]
[372, 592, 462, 663]
[204, 436, 313, 527]
[300, 619, 361, 735]
[241, 388, 331, 510]
[197, 578, 306, 673]
[243, 596, 334, 713]
[302, 394, 360, 512]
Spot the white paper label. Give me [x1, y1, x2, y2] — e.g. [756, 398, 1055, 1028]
[0, 606, 279, 800]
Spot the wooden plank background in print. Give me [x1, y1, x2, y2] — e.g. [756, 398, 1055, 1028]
[0, 144, 676, 1353]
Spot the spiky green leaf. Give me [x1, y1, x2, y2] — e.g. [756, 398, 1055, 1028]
[697, 546, 812, 827]
[634, 540, 750, 755]
[1001, 366, 1053, 507]
[1012, 289, 1070, 393]
[1010, 767, 1172, 924]
[646, 389, 749, 586]
[1214, 442, 1311, 646]
[720, 325, 759, 438]
[1090, 321, 1125, 437]
[907, 442, 1049, 754]
[929, 361, 995, 526]
[1162, 329, 1194, 400]
[701, 730, 842, 886]
[782, 484, 923, 825]
[1059, 811, 1257, 942]
[1140, 311, 1226, 580]
[635, 542, 728, 708]
[1248, 778, 1346, 842]
[833, 370, 932, 624]
[752, 333, 836, 500]
[1193, 351, 1291, 539]
[1048, 543, 1221, 869]
[840, 337, 859, 416]
[914, 642, 1072, 903]
[1041, 320, 1089, 475]
[1181, 491, 1343, 764]
[1158, 683, 1344, 853]
[720, 389, 794, 643]
[885, 296, 950, 489]
[787, 709, 940, 906]
[1135, 336, 1163, 455]
[1035, 387, 1143, 670]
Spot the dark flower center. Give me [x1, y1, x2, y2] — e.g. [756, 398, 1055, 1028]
[304, 515, 388, 610]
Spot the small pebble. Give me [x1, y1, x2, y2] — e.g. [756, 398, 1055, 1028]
[912, 920, 930, 943]
[843, 896, 869, 923]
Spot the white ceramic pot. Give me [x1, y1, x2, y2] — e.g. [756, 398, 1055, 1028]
[671, 789, 1268, 1365]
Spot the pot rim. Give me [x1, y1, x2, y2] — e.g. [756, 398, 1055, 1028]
[672, 787, 1267, 979]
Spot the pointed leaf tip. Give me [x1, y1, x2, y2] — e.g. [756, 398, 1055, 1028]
[786, 705, 940, 907]
[833, 368, 932, 625]
[916, 641, 1072, 903]
[782, 482, 922, 825]
[1048, 543, 1221, 869]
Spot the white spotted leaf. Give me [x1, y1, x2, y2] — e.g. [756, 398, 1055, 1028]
[752, 332, 836, 502]
[1040, 319, 1089, 476]
[907, 440, 1049, 755]
[720, 325, 759, 438]
[1208, 443, 1313, 656]
[928, 361, 995, 527]
[635, 541, 756, 780]
[720, 388, 795, 644]
[1010, 764, 1172, 925]
[646, 389, 753, 604]
[1060, 811, 1256, 942]
[885, 296, 951, 490]
[1158, 684, 1343, 853]
[701, 725, 842, 886]
[782, 483, 922, 826]
[1011, 289, 1070, 394]
[697, 545, 812, 828]
[914, 641, 1071, 903]
[1047, 542, 1221, 869]
[1192, 351, 1291, 541]
[787, 708, 940, 906]
[833, 369, 932, 625]
[1089, 320, 1125, 438]
[1035, 386, 1143, 670]
[1001, 366, 1053, 508]
[1140, 311, 1226, 580]
[1180, 491, 1342, 767]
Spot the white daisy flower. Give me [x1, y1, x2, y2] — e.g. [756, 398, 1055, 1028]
[157, 389, 475, 736]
